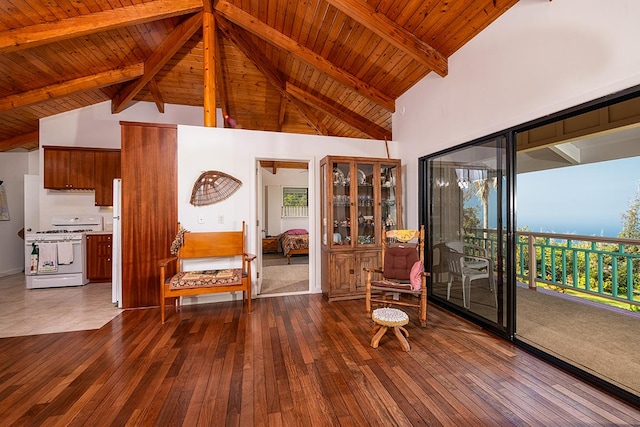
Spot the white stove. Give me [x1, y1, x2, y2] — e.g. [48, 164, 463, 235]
[25, 215, 103, 289]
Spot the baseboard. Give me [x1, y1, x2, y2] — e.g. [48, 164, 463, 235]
[0, 267, 25, 278]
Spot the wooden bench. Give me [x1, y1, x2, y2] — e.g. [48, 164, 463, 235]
[158, 222, 255, 323]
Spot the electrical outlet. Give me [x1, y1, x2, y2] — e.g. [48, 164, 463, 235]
[198, 214, 205, 224]
[218, 215, 224, 224]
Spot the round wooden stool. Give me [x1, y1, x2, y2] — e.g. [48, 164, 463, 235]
[370, 307, 410, 351]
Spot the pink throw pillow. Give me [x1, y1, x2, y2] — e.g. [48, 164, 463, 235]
[410, 260, 424, 291]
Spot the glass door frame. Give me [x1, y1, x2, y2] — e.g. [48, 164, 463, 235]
[419, 130, 517, 340]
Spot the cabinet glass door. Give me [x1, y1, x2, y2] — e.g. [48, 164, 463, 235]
[355, 162, 375, 246]
[332, 162, 351, 247]
[381, 163, 399, 230]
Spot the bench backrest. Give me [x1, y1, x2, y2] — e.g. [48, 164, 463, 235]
[178, 222, 245, 260]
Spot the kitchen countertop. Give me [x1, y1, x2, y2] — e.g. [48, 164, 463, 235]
[86, 230, 112, 235]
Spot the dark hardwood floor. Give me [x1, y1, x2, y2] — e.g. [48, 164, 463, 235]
[1, 294, 639, 426]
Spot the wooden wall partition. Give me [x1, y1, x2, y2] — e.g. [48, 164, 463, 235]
[120, 122, 177, 309]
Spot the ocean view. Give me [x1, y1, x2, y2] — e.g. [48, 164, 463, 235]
[517, 156, 640, 240]
[519, 222, 622, 238]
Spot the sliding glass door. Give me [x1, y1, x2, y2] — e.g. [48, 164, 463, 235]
[421, 135, 511, 334]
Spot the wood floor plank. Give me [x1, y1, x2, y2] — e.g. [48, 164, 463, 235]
[0, 295, 638, 426]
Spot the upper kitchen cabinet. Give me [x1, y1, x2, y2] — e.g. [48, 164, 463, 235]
[94, 150, 121, 206]
[44, 146, 95, 189]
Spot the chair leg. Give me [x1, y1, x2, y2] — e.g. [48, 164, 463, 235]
[463, 277, 471, 309]
[365, 289, 371, 318]
[491, 275, 498, 308]
[392, 327, 410, 351]
[371, 326, 388, 348]
[419, 285, 427, 327]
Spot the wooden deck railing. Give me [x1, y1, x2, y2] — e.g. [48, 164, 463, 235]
[464, 229, 640, 308]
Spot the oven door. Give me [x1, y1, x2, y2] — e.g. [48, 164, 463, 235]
[24, 236, 87, 289]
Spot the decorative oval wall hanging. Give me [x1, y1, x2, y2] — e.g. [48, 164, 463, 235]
[190, 171, 242, 206]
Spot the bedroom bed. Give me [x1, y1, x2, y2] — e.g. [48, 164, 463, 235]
[279, 229, 309, 264]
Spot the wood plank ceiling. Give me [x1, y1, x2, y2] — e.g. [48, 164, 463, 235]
[0, 0, 520, 152]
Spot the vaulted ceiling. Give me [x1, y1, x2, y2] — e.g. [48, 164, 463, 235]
[0, 0, 519, 152]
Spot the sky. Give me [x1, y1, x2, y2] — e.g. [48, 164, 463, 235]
[516, 157, 640, 237]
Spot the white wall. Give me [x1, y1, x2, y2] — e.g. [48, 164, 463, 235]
[394, 0, 640, 227]
[0, 152, 29, 276]
[36, 100, 205, 230]
[262, 167, 309, 236]
[176, 125, 398, 303]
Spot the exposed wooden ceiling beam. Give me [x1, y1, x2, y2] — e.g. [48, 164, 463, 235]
[203, 10, 217, 127]
[111, 12, 203, 114]
[217, 18, 328, 136]
[0, 64, 144, 113]
[0, 0, 203, 55]
[286, 83, 391, 141]
[259, 160, 308, 172]
[277, 95, 286, 132]
[0, 131, 39, 151]
[147, 78, 165, 113]
[214, 0, 395, 112]
[324, 0, 447, 77]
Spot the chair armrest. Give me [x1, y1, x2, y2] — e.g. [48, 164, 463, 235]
[244, 253, 257, 262]
[462, 255, 493, 270]
[158, 256, 177, 268]
[464, 244, 488, 257]
[363, 267, 384, 274]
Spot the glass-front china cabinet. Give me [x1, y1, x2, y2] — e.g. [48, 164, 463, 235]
[320, 156, 402, 301]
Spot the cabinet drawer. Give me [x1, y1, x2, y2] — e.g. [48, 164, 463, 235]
[262, 238, 279, 253]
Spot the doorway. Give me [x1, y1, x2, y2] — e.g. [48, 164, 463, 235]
[257, 160, 311, 295]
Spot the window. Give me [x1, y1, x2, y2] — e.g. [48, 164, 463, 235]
[282, 187, 308, 217]
[283, 187, 307, 206]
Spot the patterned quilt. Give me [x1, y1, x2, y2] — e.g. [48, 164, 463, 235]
[279, 233, 309, 256]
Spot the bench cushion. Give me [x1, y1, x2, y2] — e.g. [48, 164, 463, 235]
[169, 269, 242, 289]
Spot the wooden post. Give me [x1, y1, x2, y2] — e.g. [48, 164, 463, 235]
[203, 8, 216, 127]
[528, 233, 537, 290]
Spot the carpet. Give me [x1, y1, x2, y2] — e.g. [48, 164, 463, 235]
[260, 263, 309, 294]
[433, 275, 640, 395]
[516, 287, 640, 394]
[263, 253, 308, 267]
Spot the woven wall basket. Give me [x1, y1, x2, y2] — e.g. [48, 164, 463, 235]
[190, 171, 242, 206]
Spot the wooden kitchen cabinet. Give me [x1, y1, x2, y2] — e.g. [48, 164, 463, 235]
[86, 233, 112, 282]
[44, 146, 95, 189]
[319, 155, 402, 301]
[94, 150, 121, 206]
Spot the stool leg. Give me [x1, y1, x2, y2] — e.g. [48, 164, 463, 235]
[371, 326, 388, 348]
[392, 327, 410, 351]
[398, 326, 409, 338]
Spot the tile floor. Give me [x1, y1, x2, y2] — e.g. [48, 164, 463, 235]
[0, 273, 122, 338]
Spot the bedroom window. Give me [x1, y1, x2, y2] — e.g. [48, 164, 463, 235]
[282, 187, 308, 217]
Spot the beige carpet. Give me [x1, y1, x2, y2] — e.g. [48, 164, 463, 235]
[260, 264, 308, 294]
[432, 275, 640, 395]
[517, 287, 640, 395]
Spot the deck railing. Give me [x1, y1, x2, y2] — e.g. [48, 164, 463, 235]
[464, 230, 640, 308]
